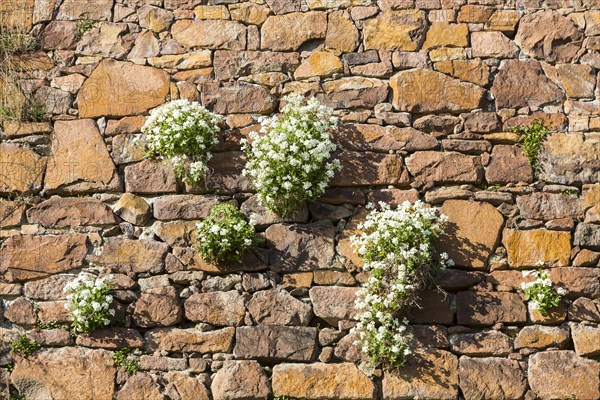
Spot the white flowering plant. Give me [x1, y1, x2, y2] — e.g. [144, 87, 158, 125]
[195, 203, 257, 264]
[64, 273, 115, 334]
[142, 100, 222, 185]
[241, 94, 340, 217]
[521, 266, 566, 316]
[350, 201, 451, 368]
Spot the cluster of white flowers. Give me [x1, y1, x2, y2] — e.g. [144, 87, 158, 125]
[142, 100, 222, 185]
[350, 201, 451, 368]
[242, 94, 340, 217]
[195, 203, 257, 263]
[64, 273, 114, 334]
[521, 265, 566, 315]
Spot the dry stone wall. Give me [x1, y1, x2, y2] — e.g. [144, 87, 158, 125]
[1, 0, 600, 399]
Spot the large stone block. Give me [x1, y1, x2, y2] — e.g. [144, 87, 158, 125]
[92, 238, 169, 275]
[172, 19, 246, 50]
[247, 288, 313, 326]
[405, 151, 484, 185]
[211, 360, 271, 400]
[309, 286, 358, 324]
[11, 347, 116, 400]
[459, 357, 527, 400]
[261, 12, 327, 51]
[540, 133, 600, 185]
[457, 291, 526, 326]
[503, 229, 571, 268]
[0, 143, 45, 194]
[436, 200, 504, 270]
[391, 69, 485, 113]
[184, 291, 245, 327]
[0, 234, 87, 282]
[363, 10, 427, 51]
[382, 350, 458, 400]
[157, 328, 235, 354]
[27, 197, 116, 228]
[234, 326, 317, 362]
[77, 60, 170, 118]
[528, 351, 600, 400]
[272, 363, 375, 399]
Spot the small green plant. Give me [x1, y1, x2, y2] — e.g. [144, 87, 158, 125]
[485, 184, 500, 191]
[559, 188, 578, 196]
[513, 121, 550, 177]
[75, 20, 94, 41]
[242, 94, 340, 217]
[350, 201, 452, 369]
[64, 273, 114, 334]
[10, 336, 40, 357]
[112, 348, 140, 375]
[3, 363, 14, 373]
[142, 99, 222, 185]
[36, 320, 67, 330]
[521, 266, 566, 316]
[195, 203, 257, 264]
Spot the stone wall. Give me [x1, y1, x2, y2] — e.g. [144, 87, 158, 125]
[1, 0, 600, 399]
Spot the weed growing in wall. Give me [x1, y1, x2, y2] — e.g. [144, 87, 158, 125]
[242, 94, 340, 217]
[522, 267, 566, 316]
[195, 203, 257, 264]
[351, 201, 452, 369]
[64, 273, 114, 334]
[112, 348, 141, 375]
[10, 335, 40, 357]
[513, 121, 550, 177]
[142, 99, 222, 185]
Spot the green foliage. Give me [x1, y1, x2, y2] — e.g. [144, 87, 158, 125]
[112, 348, 140, 375]
[522, 268, 565, 316]
[195, 203, 257, 264]
[142, 100, 222, 185]
[36, 320, 67, 330]
[559, 188, 578, 196]
[64, 274, 114, 334]
[513, 121, 550, 177]
[242, 94, 339, 217]
[75, 20, 94, 41]
[350, 201, 451, 369]
[10, 336, 40, 357]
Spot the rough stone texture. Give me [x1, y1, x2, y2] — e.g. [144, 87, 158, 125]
[27, 197, 116, 227]
[172, 19, 246, 50]
[78, 60, 170, 118]
[4, 2, 600, 396]
[247, 288, 313, 326]
[0, 143, 45, 194]
[517, 192, 582, 220]
[93, 238, 169, 275]
[267, 223, 335, 272]
[528, 351, 600, 400]
[184, 291, 245, 326]
[11, 348, 116, 400]
[363, 10, 427, 51]
[485, 145, 534, 184]
[437, 200, 504, 270]
[309, 286, 358, 324]
[211, 361, 271, 400]
[405, 151, 484, 185]
[382, 350, 458, 400]
[0, 234, 87, 282]
[391, 69, 485, 113]
[261, 12, 327, 51]
[133, 286, 182, 328]
[450, 330, 511, 356]
[491, 60, 564, 109]
[459, 357, 527, 400]
[570, 323, 600, 356]
[272, 363, 375, 399]
[515, 11, 584, 63]
[45, 119, 121, 193]
[157, 328, 235, 354]
[539, 133, 600, 185]
[503, 229, 571, 268]
[515, 325, 570, 350]
[457, 292, 527, 326]
[235, 326, 317, 362]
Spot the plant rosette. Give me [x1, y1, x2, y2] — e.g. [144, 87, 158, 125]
[350, 201, 452, 369]
[141, 99, 222, 185]
[195, 203, 258, 264]
[241, 94, 340, 217]
[64, 273, 115, 334]
[521, 266, 566, 316]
